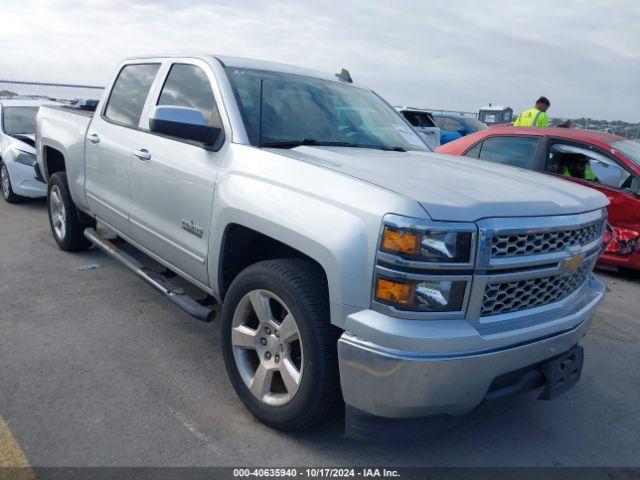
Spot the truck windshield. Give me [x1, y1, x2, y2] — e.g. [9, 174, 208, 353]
[2, 106, 39, 135]
[225, 67, 428, 152]
[610, 139, 640, 168]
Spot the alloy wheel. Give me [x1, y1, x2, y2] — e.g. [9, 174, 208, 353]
[49, 185, 67, 240]
[231, 289, 304, 406]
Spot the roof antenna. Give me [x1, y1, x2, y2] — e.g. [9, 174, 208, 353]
[335, 68, 353, 83]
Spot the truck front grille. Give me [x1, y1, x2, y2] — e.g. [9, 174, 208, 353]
[491, 220, 601, 258]
[480, 258, 595, 316]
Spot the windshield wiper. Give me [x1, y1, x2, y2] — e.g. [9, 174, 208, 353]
[260, 138, 406, 152]
[260, 139, 353, 149]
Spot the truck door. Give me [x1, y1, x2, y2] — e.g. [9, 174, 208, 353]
[85, 62, 161, 235]
[128, 61, 225, 286]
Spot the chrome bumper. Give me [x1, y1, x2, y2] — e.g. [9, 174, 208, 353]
[338, 276, 605, 418]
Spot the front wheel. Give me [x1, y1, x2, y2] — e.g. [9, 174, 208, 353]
[1, 160, 22, 203]
[47, 172, 93, 251]
[221, 259, 340, 431]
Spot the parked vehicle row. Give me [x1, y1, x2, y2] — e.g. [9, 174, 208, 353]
[437, 126, 640, 273]
[0, 55, 611, 438]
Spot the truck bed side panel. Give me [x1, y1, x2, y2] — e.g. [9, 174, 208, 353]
[37, 106, 93, 213]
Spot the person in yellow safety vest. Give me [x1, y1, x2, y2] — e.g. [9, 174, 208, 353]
[561, 153, 599, 182]
[514, 96, 550, 127]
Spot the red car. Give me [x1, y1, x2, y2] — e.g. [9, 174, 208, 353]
[436, 126, 640, 273]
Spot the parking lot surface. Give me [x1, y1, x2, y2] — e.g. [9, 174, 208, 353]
[1, 198, 639, 467]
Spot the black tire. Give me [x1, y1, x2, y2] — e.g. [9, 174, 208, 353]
[47, 172, 94, 251]
[221, 259, 340, 431]
[0, 160, 22, 204]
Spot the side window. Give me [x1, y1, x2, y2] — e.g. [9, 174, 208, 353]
[105, 63, 160, 127]
[401, 111, 435, 128]
[157, 64, 222, 128]
[464, 141, 482, 158]
[477, 136, 539, 169]
[434, 117, 446, 129]
[547, 143, 631, 189]
[444, 118, 462, 132]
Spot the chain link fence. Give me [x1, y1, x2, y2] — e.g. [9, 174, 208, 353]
[0, 79, 104, 104]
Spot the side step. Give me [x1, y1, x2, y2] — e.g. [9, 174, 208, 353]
[83, 228, 216, 323]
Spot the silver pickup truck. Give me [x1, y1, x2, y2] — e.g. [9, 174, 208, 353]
[37, 55, 608, 437]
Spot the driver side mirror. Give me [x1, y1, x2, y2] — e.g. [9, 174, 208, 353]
[632, 177, 640, 197]
[149, 106, 222, 146]
[456, 127, 468, 136]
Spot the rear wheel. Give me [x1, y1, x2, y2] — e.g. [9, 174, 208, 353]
[1, 161, 22, 203]
[47, 172, 94, 251]
[221, 259, 340, 431]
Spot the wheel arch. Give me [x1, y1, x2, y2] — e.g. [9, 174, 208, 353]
[218, 224, 329, 301]
[42, 144, 67, 180]
[211, 209, 374, 329]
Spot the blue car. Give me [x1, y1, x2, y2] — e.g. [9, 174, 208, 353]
[432, 114, 488, 144]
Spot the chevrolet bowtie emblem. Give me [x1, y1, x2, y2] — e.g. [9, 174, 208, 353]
[563, 253, 585, 272]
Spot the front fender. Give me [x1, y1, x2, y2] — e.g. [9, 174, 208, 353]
[208, 149, 426, 328]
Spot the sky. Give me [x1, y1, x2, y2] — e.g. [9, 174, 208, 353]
[0, 0, 638, 122]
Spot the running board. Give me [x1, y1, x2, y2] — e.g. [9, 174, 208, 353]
[83, 228, 216, 323]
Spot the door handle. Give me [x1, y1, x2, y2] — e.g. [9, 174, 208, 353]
[87, 133, 100, 144]
[133, 149, 151, 161]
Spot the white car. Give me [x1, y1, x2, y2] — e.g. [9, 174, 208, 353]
[395, 106, 441, 149]
[0, 98, 59, 203]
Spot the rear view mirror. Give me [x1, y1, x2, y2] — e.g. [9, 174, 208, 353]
[149, 106, 222, 146]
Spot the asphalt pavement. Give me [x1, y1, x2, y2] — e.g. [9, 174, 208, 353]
[1, 198, 639, 467]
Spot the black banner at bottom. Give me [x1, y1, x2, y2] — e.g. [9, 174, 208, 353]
[1, 467, 639, 480]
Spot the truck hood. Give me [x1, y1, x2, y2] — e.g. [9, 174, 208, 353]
[273, 147, 609, 222]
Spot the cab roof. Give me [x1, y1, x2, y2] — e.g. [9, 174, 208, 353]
[122, 54, 350, 84]
[488, 125, 626, 144]
[213, 55, 340, 82]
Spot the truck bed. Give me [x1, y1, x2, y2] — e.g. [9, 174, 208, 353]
[37, 103, 94, 212]
[48, 104, 96, 117]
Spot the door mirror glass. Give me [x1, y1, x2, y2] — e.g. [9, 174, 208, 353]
[631, 177, 640, 197]
[149, 106, 221, 145]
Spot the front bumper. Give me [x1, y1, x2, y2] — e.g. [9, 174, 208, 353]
[338, 276, 605, 419]
[6, 161, 46, 198]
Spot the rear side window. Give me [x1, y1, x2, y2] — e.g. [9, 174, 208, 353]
[401, 111, 436, 128]
[157, 64, 222, 128]
[104, 63, 160, 127]
[477, 136, 539, 169]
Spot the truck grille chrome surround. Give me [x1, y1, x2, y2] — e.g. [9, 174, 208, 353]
[470, 209, 607, 331]
[481, 256, 597, 316]
[491, 220, 602, 258]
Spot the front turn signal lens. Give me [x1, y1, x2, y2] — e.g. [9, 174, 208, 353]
[375, 278, 414, 306]
[382, 227, 421, 256]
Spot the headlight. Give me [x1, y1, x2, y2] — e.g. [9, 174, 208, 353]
[381, 226, 473, 263]
[11, 149, 37, 167]
[375, 276, 467, 312]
